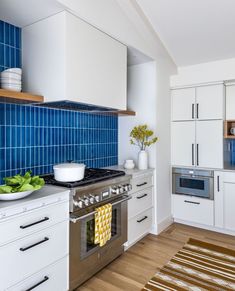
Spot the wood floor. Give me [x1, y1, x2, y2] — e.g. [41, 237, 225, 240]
[77, 223, 235, 290]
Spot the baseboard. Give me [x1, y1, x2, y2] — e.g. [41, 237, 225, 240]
[149, 216, 173, 235]
[174, 219, 235, 236]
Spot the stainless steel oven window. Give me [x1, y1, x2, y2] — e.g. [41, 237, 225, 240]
[80, 205, 121, 260]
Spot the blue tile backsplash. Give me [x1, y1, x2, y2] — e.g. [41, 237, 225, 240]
[0, 103, 118, 183]
[0, 20, 118, 183]
[0, 20, 21, 72]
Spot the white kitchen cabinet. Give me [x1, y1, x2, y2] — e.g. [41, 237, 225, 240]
[125, 171, 154, 248]
[172, 120, 223, 168]
[0, 187, 69, 290]
[23, 11, 127, 110]
[196, 85, 224, 120]
[214, 171, 235, 231]
[172, 121, 195, 167]
[172, 88, 195, 121]
[171, 84, 224, 121]
[172, 194, 214, 226]
[226, 84, 235, 120]
[196, 120, 223, 168]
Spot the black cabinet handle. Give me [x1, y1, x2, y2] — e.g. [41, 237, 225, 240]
[196, 103, 199, 119]
[20, 237, 49, 252]
[20, 217, 49, 229]
[217, 176, 220, 192]
[184, 200, 200, 205]
[25, 276, 49, 291]
[196, 144, 199, 166]
[192, 144, 194, 165]
[137, 216, 148, 223]
[192, 104, 195, 119]
[136, 182, 147, 187]
[136, 193, 148, 199]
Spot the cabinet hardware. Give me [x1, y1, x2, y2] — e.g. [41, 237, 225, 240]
[184, 200, 200, 205]
[192, 104, 195, 119]
[192, 144, 194, 165]
[136, 193, 148, 199]
[20, 217, 49, 229]
[196, 103, 199, 119]
[20, 237, 49, 252]
[136, 182, 147, 187]
[196, 144, 199, 166]
[137, 216, 148, 223]
[217, 176, 220, 192]
[25, 276, 49, 291]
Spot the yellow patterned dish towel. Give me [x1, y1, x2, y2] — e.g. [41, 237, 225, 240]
[94, 203, 112, 247]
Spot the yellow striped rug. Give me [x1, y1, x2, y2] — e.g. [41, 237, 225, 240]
[142, 238, 235, 291]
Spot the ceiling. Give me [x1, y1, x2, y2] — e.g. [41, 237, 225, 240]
[0, 0, 65, 27]
[137, 0, 235, 66]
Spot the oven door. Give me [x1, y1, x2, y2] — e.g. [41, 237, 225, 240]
[173, 174, 214, 199]
[69, 195, 129, 289]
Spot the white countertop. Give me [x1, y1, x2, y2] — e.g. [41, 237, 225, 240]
[108, 165, 154, 178]
[0, 185, 70, 217]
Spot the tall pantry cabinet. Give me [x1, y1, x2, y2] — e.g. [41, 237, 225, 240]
[171, 84, 224, 169]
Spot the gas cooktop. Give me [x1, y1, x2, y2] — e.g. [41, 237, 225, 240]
[42, 168, 125, 188]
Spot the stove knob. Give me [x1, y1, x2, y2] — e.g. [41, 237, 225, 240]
[118, 185, 124, 194]
[127, 184, 132, 191]
[82, 196, 90, 206]
[111, 186, 118, 194]
[73, 199, 83, 208]
[95, 195, 100, 202]
[89, 194, 95, 204]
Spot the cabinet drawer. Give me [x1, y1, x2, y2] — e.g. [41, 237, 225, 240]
[0, 202, 69, 246]
[7, 257, 68, 291]
[128, 208, 152, 245]
[172, 194, 214, 226]
[128, 187, 153, 219]
[130, 175, 153, 194]
[1, 221, 68, 290]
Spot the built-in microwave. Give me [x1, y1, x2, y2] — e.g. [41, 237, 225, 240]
[172, 167, 214, 200]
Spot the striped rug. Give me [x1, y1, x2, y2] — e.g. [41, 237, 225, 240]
[142, 238, 235, 291]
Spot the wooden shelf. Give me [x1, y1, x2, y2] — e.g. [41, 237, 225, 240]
[224, 120, 235, 138]
[116, 110, 136, 116]
[0, 89, 43, 103]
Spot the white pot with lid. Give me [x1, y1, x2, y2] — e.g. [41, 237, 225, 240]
[53, 163, 85, 182]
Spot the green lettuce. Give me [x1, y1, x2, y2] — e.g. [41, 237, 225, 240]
[0, 171, 45, 194]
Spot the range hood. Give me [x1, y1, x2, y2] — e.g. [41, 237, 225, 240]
[34, 100, 135, 115]
[0, 89, 135, 115]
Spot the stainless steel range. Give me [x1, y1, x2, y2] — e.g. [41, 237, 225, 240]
[43, 168, 131, 290]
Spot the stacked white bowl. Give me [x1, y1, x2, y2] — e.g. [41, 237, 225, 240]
[0, 68, 22, 92]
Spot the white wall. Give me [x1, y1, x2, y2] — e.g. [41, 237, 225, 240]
[171, 58, 235, 87]
[118, 62, 157, 167]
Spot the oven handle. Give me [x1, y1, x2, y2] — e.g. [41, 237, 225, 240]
[70, 195, 131, 223]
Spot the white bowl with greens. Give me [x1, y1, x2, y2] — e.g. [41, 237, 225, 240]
[0, 171, 45, 201]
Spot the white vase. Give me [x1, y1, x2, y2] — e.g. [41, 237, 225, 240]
[138, 150, 148, 170]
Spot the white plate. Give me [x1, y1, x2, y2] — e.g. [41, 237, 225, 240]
[2, 68, 22, 74]
[1, 85, 22, 92]
[0, 190, 34, 201]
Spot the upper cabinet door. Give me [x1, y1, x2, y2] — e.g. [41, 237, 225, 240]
[172, 88, 195, 121]
[23, 11, 127, 110]
[196, 120, 223, 169]
[226, 84, 235, 120]
[172, 121, 196, 167]
[196, 84, 224, 120]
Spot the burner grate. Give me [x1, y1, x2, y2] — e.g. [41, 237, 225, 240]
[41, 168, 125, 188]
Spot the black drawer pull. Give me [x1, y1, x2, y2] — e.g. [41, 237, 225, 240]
[20, 217, 49, 229]
[20, 237, 49, 252]
[136, 193, 148, 199]
[25, 276, 49, 291]
[184, 200, 200, 205]
[136, 182, 147, 187]
[137, 216, 148, 223]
